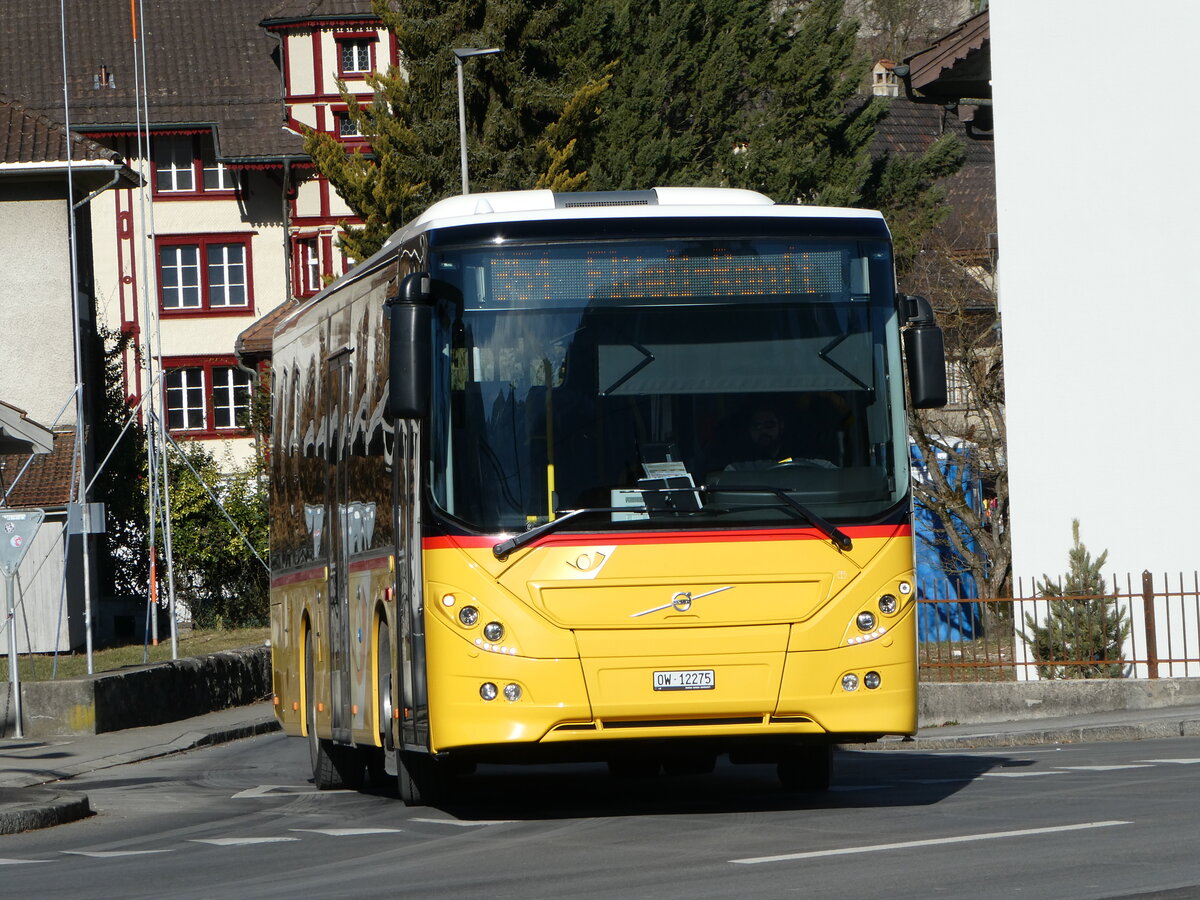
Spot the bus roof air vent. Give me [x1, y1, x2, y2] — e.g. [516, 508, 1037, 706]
[555, 190, 659, 209]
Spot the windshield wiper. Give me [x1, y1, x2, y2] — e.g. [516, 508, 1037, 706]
[700, 485, 852, 551]
[492, 508, 615, 560]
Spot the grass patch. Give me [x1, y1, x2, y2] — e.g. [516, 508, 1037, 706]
[1, 626, 269, 682]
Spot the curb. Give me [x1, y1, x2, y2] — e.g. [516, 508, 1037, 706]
[0, 788, 91, 835]
[851, 716, 1200, 752]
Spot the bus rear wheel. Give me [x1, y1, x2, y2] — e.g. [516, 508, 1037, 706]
[305, 628, 361, 790]
[777, 744, 834, 792]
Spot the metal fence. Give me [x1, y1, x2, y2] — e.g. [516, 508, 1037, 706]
[918, 571, 1200, 681]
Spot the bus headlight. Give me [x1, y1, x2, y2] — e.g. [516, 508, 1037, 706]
[878, 594, 898, 615]
[504, 683, 522, 702]
[856, 611, 876, 632]
[483, 621, 505, 642]
[842, 673, 859, 691]
[459, 606, 479, 627]
[480, 682, 498, 701]
[864, 671, 882, 690]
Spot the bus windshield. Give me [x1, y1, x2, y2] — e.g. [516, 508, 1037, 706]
[427, 229, 909, 533]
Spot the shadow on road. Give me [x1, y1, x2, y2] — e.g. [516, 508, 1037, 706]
[374, 748, 1026, 820]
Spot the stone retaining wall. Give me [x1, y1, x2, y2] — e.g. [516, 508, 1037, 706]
[0, 646, 270, 738]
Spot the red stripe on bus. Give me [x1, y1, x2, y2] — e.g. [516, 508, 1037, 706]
[348, 552, 392, 574]
[422, 524, 909, 551]
[271, 564, 327, 588]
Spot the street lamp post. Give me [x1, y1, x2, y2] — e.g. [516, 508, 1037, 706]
[452, 47, 502, 194]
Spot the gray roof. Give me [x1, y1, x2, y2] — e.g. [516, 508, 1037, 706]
[873, 98, 995, 255]
[262, 0, 378, 27]
[1, 0, 314, 161]
[0, 93, 126, 165]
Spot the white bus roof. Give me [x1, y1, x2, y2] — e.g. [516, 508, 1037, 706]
[379, 187, 885, 254]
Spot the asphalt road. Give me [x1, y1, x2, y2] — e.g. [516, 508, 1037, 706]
[2, 732, 1200, 899]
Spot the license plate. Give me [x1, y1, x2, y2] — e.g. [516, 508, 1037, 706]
[653, 669, 715, 691]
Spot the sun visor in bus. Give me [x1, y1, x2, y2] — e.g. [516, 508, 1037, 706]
[596, 336, 873, 396]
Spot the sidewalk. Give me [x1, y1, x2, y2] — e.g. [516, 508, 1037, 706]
[3, 702, 1200, 834]
[0, 702, 279, 834]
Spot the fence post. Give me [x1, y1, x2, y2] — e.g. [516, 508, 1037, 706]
[1142, 570, 1158, 679]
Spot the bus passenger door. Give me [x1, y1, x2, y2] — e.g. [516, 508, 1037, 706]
[395, 418, 428, 751]
[326, 351, 354, 745]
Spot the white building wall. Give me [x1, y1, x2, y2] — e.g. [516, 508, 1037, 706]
[991, 1, 1200, 581]
[286, 32, 316, 96]
[0, 189, 78, 427]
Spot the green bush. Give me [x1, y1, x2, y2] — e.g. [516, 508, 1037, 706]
[165, 445, 269, 628]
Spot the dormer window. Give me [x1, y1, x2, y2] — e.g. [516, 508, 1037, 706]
[153, 132, 240, 196]
[337, 36, 376, 77]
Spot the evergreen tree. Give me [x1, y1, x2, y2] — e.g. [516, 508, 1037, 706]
[305, 0, 610, 261]
[1024, 519, 1130, 679]
[92, 327, 149, 599]
[582, 0, 963, 268]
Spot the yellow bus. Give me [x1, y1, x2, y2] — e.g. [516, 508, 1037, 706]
[269, 188, 946, 804]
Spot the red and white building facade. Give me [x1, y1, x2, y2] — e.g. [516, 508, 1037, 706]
[2, 0, 389, 462]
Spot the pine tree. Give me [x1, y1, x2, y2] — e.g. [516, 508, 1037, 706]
[582, 0, 964, 267]
[1024, 520, 1130, 679]
[304, 0, 610, 260]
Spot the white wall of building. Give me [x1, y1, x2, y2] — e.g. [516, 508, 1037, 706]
[0, 187, 78, 427]
[991, 1, 1200, 581]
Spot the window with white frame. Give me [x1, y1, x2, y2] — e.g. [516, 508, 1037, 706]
[155, 134, 196, 192]
[159, 245, 201, 309]
[153, 132, 239, 195]
[164, 367, 207, 430]
[206, 243, 247, 307]
[339, 38, 373, 75]
[335, 111, 362, 138]
[163, 360, 253, 435]
[201, 141, 239, 191]
[158, 236, 253, 314]
[297, 237, 321, 296]
[212, 365, 252, 428]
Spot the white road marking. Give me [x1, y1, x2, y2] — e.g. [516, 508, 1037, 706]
[409, 817, 517, 827]
[1056, 765, 1153, 772]
[63, 850, 174, 858]
[0, 859, 52, 865]
[232, 785, 354, 798]
[898, 778, 973, 785]
[290, 828, 403, 836]
[1139, 758, 1200, 765]
[982, 770, 1065, 778]
[190, 837, 300, 846]
[730, 820, 1132, 865]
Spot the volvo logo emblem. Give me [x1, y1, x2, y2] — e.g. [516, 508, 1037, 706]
[630, 585, 734, 618]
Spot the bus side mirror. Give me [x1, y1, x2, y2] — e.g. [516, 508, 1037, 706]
[386, 272, 433, 419]
[901, 294, 948, 409]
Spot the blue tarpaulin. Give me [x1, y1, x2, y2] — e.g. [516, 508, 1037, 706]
[911, 441, 983, 642]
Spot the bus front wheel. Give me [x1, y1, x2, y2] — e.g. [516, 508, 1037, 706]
[397, 750, 447, 807]
[777, 744, 834, 792]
